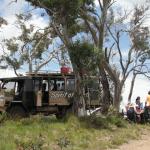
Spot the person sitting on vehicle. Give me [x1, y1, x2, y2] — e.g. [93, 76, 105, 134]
[134, 96, 144, 122]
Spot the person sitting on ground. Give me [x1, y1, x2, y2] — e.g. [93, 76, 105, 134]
[134, 96, 144, 122]
[126, 102, 135, 121]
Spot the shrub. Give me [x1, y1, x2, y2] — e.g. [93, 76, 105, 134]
[57, 136, 71, 150]
[15, 134, 48, 150]
[106, 116, 127, 128]
[0, 112, 8, 124]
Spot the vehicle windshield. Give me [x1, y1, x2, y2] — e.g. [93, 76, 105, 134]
[0, 80, 24, 97]
[0, 81, 16, 96]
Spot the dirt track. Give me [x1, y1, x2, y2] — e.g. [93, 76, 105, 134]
[110, 131, 150, 150]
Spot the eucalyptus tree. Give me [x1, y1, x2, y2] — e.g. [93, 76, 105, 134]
[24, 0, 150, 112]
[22, 0, 95, 114]
[24, 0, 112, 113]
[1, 13, 57, 76]
[78, 1, 150, 110]
[0, 17, 8, 69]
[104, 4, 150, 108]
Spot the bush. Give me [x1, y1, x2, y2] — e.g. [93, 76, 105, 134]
[79, 114, 127, 129]
[15, 134, 48, 150]
[57, 136, 71, 150]
[0, 112, 8, 124]
[106, 116, 126, 128]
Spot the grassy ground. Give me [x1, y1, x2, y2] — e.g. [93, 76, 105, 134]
[0, 114, 148, 150]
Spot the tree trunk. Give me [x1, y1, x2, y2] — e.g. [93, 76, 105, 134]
[99, 65, 112, 113]
[113, 82, 123, 111]
[71, 70, 86, 116]
[128, 73, 137, 103]
[28, 61, 33, 74]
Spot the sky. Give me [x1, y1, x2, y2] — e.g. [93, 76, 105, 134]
[0, 0, 150, 107]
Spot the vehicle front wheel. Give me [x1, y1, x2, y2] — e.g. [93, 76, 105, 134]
[7, 105, 28, 118]
[56, 107, 67, 119]
[56, 106, 73, 119]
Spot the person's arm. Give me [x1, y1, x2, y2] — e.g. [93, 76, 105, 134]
[134, 104, 138, 114]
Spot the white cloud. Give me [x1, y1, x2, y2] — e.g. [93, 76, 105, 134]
[95, 0, 147, 9]
[0, 69, 16, 78]
[115, 0, 147, 9]
[26, 14, 48, 29]
[0, 0, 49, 76]
[0, 0, 48, 40]
[0, 0, 26, 18]
[0, 0, 25, 40]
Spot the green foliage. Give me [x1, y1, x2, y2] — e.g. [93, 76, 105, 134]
[1, 13, 54, 73]
[80, 114, 127, 129]
[26, 0, 95, 38]
[0, 112, 8, 124]
[2, 56, 21, 70]
[70, 41, 97, 75]
[4, 39, 18, 53]
[106, 116, 126, 128]
[107, 105, 118, 116]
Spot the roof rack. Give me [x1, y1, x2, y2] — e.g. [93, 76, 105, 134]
[26, 71, 74, 77]
[26, 71, 60, 75]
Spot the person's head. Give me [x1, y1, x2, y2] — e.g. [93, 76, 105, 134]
[148, 91, 150, 95]
[136, 96, 140, 104]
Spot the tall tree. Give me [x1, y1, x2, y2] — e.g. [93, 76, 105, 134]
[25, 0, 112, 113]
[79, 0, 113, 112]
[25, 0, 150, 112]
[104, 4, 150, 109]
[128, 48, 150, 102]
[1, 13, 57, 75]
[24, 0, 97, 114]
[0, 17, 8, 69]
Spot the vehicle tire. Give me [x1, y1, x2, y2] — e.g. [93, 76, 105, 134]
[56, 113, 64, 119]
[56, 106, 73, 119]
[7, 105, 27, 118]
[56, 107, 66, 119]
